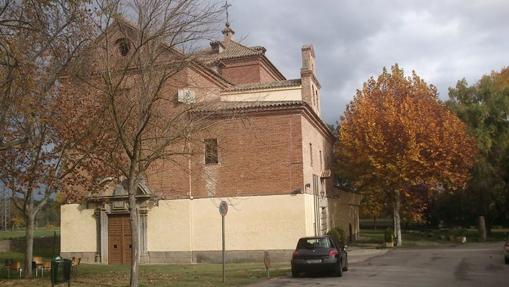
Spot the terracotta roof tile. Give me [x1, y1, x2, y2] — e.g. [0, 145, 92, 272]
[195, 40, 265, 64]
[193, 100, 304, 112]
[223, 79, 301, 92]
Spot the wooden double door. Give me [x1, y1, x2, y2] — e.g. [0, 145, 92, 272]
[108, 214, 132, 264]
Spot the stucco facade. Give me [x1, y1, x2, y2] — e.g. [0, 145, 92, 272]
[148, 195, 310, 254]
[61, 194, 330, 263]
[60, 205, 98, 262]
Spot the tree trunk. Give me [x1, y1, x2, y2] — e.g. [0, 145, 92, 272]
[24, 213, 35, 278]
[129, 196, 140, 287]
[128, 174, 140, 287]
[478, 215, 487, 242]
[393, 190, 402, 247]
[373, 216, 377, 230]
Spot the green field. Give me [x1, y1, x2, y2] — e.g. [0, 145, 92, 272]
[0, 262, 289, 286]
[0, 228, 60, 262]
[0, 228, 60, 240]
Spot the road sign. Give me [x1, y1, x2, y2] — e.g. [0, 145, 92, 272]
[219, 200, 228, 282]
[219, 200, 228, 216]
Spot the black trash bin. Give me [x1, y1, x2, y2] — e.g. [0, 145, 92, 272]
[51, 257, 71, 287]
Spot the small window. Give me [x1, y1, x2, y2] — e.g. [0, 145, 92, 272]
[319, 150, 322, 170]
[312, 85, 316, 105]
[116, 38, 130, 56]
[204, 138, 218, 164]
[309, 143, 313, 166]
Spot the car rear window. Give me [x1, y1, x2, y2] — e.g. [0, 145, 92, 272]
[297, 238, 332, 249]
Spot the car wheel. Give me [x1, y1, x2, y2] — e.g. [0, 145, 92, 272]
[343, 255, 349, 271]
[291, 268, 299, 278]
[335, 259, 343, 277]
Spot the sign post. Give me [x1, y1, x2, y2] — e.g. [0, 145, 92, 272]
[264, 251, 271, 278]
[219, 200, 228, 283]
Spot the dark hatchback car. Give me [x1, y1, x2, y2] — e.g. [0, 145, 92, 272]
[291, 236, 348, 277]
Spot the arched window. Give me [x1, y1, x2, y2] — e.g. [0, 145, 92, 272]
[116, 38, 131, 56]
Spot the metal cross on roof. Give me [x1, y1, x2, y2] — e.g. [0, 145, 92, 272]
[223, 0, 232, 26]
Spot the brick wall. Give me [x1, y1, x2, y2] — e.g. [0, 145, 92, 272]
[220, 57, 283, 85]
[146, 112, 305, 199]
[220, 58, 261, 84]
[300, 114, 334, 195]
[300, 45, 320, 115]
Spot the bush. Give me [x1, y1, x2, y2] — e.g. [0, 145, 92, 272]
[384, 228, 394, 243]
[327, 227, 346, 245]
[450, 228, 467, 237]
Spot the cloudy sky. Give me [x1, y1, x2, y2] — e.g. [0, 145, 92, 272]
[216, 0, 509, 124]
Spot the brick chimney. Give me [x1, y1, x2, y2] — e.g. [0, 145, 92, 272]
[300, 44, 320, 115]
[210, 41, 225, 53]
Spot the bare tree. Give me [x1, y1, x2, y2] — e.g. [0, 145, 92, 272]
[78, 1, 222, 285]
[0, 0, 97, 277]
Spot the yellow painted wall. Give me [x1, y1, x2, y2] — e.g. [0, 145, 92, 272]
[146, 194, 311, 252]
[221, 87, 302, 102]
[147, 199, 191, 251]
[328, 192, 361, 240]
[60, 204, 96, 252]
[303, 193, 316, 236]
[61, 194, 349, 254]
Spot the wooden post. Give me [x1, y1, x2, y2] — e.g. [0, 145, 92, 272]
[222, 214, 225, 283]
[264, 251, 271, 278]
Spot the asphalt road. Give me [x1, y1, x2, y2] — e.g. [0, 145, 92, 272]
[249, 242, 509, 287]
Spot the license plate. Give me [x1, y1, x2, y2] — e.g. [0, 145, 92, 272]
[306, 259, 321, 264]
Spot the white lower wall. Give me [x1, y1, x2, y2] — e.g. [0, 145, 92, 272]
[147, 194, 315, 252]
[147, 199, 191, 251]
[303, 194, 316, 236]
[60, 204, 96, 252]
[60, 193, 321, 255]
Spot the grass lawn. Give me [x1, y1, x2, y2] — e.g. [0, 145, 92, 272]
[0, 228, 60, 240]
[0, 262, 290, 287]
[0, 228, 60, 261]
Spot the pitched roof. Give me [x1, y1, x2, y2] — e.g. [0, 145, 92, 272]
[223, 79, 301, 92]
[195, 40, 266, 64]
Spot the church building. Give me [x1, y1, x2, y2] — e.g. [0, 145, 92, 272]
[60, 20, 361, 264]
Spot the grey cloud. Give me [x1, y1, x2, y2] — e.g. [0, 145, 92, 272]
[216, 0, 509, 123]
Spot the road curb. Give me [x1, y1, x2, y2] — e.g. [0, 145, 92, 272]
[348, 248, 390, 264]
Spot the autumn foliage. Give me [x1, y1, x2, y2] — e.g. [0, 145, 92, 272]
[0, 0, 97, 277]
[336, 65, 477, 245]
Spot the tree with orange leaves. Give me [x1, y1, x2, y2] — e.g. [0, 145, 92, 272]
[336, 65, 476, 246]
[0, 0, 99, 277]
